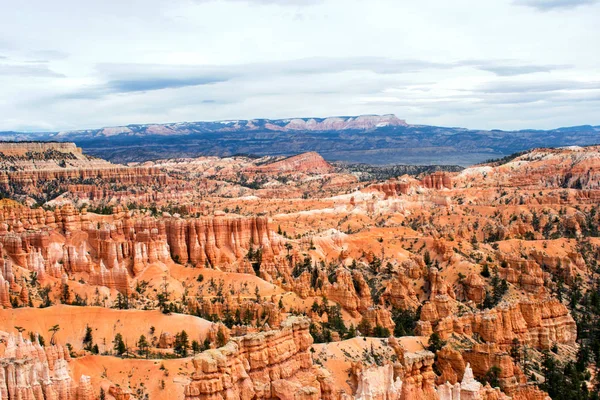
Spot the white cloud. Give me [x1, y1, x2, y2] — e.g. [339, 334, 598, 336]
[0, 0, 599, 131]
[514, 0, 598, 11]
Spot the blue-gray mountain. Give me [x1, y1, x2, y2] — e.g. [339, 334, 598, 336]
[1, 115, 598, 166]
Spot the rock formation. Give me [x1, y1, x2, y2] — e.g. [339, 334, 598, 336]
[420, 298, 577, 350]
[247, 152, 334, 175]
[0, 332, 92, 400]
[183, 317, 341, 400]
[165, 215, 283, 272]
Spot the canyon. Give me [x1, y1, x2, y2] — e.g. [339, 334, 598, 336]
[0, 141, 599, 399]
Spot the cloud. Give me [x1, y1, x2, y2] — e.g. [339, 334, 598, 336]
[458, 59, 570, 76]
[27, 50, 69, 61]
[61, 57, 565, 99]
[59, 58, 452, 98]
[514, 0, 598, 10]
[475, 64, 566, 76]
[0, 63, 65, 77]
[193, 0, 323, 5]
[107, 76, 229, 92]
[1, 0, 599, 132]
[474, 80, 600, 93]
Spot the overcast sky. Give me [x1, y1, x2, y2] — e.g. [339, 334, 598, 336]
[1, 0, 599, 131]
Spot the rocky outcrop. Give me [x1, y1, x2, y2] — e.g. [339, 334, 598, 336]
[349, 336, 522, 400]
[247, 152, 333, 175]
[455, 146, 600, 190]
[437, 363, 509, 400]
[0, 332, 91, 400]
[191, 296, 284, 329]
[0, 142, 167, 203]
[0, 142, 85, 158]
[461, 273, 486, 303]
[85, 216, 171, 275]
[437, 344, 525, 394]
[381, 264, 422, 310]
[0, 256, 14, 308]
[420, 298, 577, 350]
[323, 268, 372, 316]
[421, 172, 452, 190]
[183, 316, 341, 400]
[366, 178, 418, 197]
[362, 307, 395, 334]
[354, 364, 401, 400]
[0, 205, 286, 293]
[165, 215, 282, 273]
[419, 268, 459, 323]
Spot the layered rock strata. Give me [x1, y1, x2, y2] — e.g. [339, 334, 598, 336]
[183, 316, 341, 400]
[419, 298, 576, 350]
[0, 332, 92, 400]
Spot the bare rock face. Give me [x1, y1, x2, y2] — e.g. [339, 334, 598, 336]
[87, 262, 131, 295]
[0, 270, 12, 309]
[0, 206, 283, 294]
[353, 341, 439, 400]
[463, 343, 524, 394]
[437, 363, 510, 400]
[396, 351, 438, 399]
[84, 216, 171, 274]
[366, 177, 419, 197]
[165, 215, 282, 272]
[421, 172, 452, 190]
[109, 385, 133, 400]
[192, 297, 284, 329]
[362, 307, 395, 334]
[437, 344, 525, 395]
[353, 345, 512, 400]
[422, 298, 576, 350]
[0, 332, 91, 400]
[462, 273, 486, 303]
[157, 332, 175, 349]
[354, 364, 401, 400]
[0, 142, 166, 200]
[454, 146, 600, 191]
[323, 268, 372, 316]
[183, 317, 341, 400]
[206, 322, 231, 347]
[497, 256, 545, 292]
[247, 152, 334, 175]
[419, 268, 459, 324]
[381, 269, 421, 311]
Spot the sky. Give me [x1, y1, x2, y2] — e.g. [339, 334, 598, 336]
[0, 0, 599, 132]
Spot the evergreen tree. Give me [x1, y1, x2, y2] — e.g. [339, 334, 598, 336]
[83, 325, 93, 351]
[137, 335, 150, 358]
[357, 318, 372, 336]
[60, 283, 70, 304]
[113, 333, 126, 356]
[216, 329, 227, 347]
[192, 340, 201, 354]
[427, 333, 445, 354]
[174, 330, 190, 357]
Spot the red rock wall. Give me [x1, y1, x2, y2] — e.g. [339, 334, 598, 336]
[0, 333, 92, 400]
[165, 215, 282, 270]
[420, 298, 577, 350]
[183, 317, 340, 400]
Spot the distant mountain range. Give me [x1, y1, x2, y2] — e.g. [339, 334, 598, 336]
[1, 114, 599, 166]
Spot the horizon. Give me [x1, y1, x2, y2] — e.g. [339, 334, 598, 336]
[3, 112, 599, 135]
